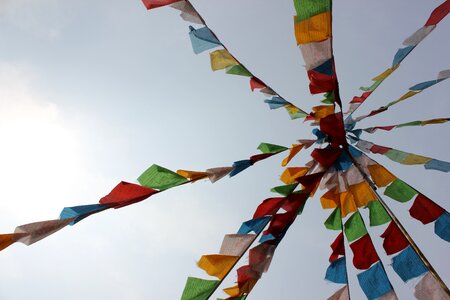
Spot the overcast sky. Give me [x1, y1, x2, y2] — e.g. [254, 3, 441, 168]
[0, 0, 449, 299]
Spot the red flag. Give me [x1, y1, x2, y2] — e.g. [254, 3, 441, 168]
[329, 232, 345, 262]
[141, 0, 181, 10]
[248, 243, 276, 274]
[367, 107, 388, 118]
[425, 0, 450, 26]
[307, 69, 337, 94]
[409, 194, 445, 224]
[375, 125, 396, 131]
[249, 153, 275, 163]
[100, 181, 158, 208]
[350, 234, 379, 269]
[380, 221, 409, 255]
[297, 172, 324, 193]
[253, 197, 286, 218]
[282, 191, 309, 213]
[250, 77, 266, 91]
[265, 211, 297, 237]
[237, 265, 261, 287]
[370, 144, 391, 154]
[320, 113, 347, 146]
[350, 91, 372, 103]
[311, 147, 342, 168]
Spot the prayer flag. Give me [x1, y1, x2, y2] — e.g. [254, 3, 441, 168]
[60, 204, 109, 224]
[434, 211, 450, 242]
[380, 221, 409, 255]
[206, 167, 234, 183]
[100, 181, 158, 207]
[327, 285, 349, 300]
[392, 246, 427, 282]
[329, 232, 345, 262]
[220, 234, 256, 256]
[357, 262, 393, 299]
[181, 277, 219, 300]
[344, 212, 367, 242]
[197, 254, 239, 279]
[14, 218, 74, 246]
[238, 217, 271, 234]
[414, 272, 450, 300]
[325, 257, 348, 284]
[188, 26, 220, 54]
[253, 197, 286, 218]
[384, 179, 417, 203]
[142, 0, 181, 10]
[368, 201, 391, 226]
[409, 194, 444, 224]
[350, 234, 379, 270]
[138, 164, 188, 190]
[257, 143, 288, 154]
[324, 208, 342, 230]
[210, 49, 238, 71]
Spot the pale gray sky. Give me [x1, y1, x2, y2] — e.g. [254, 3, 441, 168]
[0, 1, 449, 299]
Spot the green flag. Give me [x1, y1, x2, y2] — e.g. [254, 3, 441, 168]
[396, 120, 421, 128]
[384, 149, 408, 163]
[181, 277, 219, 300]
[384, 179, 417, 203]
[138, 164, 188, 191]
[360, 79, 382, 92]
[294, 0, 330, 22]
[271, 183, 297, 196]
[321, 91, 335, 104]
[257, 143, 288, 154]
[368, 201, 391, 226]
[324, 207, 341, 230]
[344, 211, 368, 242]
[225, 65, 252, 77]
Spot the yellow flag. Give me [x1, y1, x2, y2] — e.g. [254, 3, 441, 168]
[402, 154, 432, 165]
[223, 285, 241, 297]
[197, 254, 239, 279]
[294, 11, 331, 45]
[348, 181, 377, 207]
[371, 65, 399, 81]
[312, 105, 335, 120]
[368, 164, 396, 187]
[280, 167, 309, 184]
[177, 169, 208, 181]
[339, 192, 357, 218]
[210, 50, 238, 71]
[282, 144, 304, 166]
[421, 118, 448, 125]
[0, 234, 15, 251]
[320, 189, 339, 209]
[240, 278, 258, 294]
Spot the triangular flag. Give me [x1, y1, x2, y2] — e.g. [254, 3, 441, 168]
[181, 277, 219, 300]
[197, 254, 239, 279]
[344, 211, 368, 242]
[350, 234, 379, 270]
[380, 221, 409, 255]
[327, 285, 349, 300]
[100, 181, 158, 208]
[177, 169, 208, 181]
[368, 200, 391, 226]
[357, 262, 394, 299]
[206, 167, 234, 183]
[220, 234, 256, 256]
[14, 218, 74, 246]
[138, 164, 188, 190]
[60, 204, 109, 224]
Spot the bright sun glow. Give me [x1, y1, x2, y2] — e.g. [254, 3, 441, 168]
[0, 64, 85, 223]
